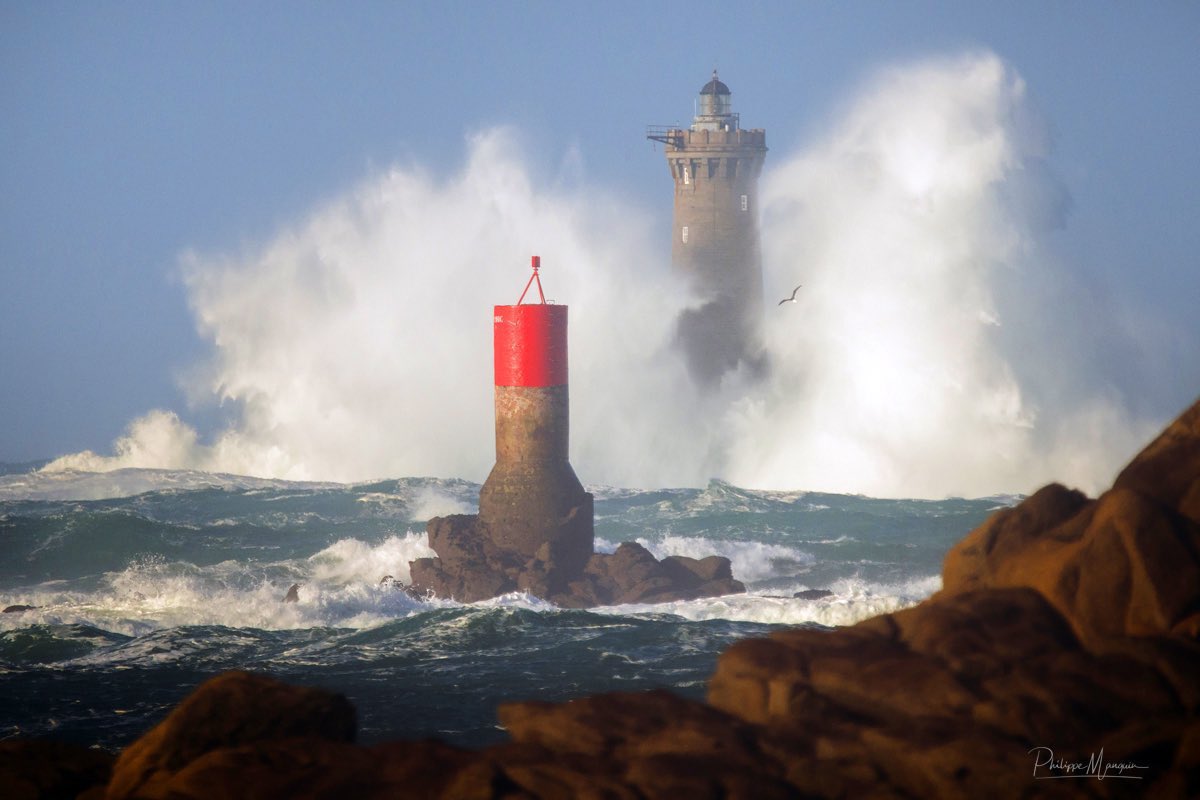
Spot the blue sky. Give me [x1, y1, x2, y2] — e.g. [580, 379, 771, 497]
[2, 2, 1198, 489]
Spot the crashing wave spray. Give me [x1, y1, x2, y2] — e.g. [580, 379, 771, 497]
[47, 130, 708, 486]
[46, 52, 1169, 497]
[718, 52, 1158, 496]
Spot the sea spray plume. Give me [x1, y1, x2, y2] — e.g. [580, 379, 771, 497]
[45, 129, 706, 486]
[44, 56, 1172, 497]
[724, 52, 1152, 497]
[42, 410, 206, 473]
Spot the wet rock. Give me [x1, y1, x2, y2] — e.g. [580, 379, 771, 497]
[571, 544, 744, 606]
[426, 514, 498, 571]
[408, 515, 522, 602]
[3, 604, 38, 613]
[282, 584, 300, 603]
[793, 588, 833, 600]
[411, 517, 744, 607]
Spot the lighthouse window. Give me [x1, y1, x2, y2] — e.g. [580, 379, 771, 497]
[681, 226, 689, 243]
[741, 194, 749, 211]
[683, 166, 690, 185]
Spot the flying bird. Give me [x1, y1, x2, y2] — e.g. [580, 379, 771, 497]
[778, 284, 803, 305]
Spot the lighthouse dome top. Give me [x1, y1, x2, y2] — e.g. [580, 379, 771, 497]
[700, 71, 730, 96]
[693, 70, 735, 131]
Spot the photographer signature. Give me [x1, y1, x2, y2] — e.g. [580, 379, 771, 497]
[1029, 746, 1148, 781]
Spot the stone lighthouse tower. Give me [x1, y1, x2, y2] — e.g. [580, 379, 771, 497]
[648, 71, 768, 387]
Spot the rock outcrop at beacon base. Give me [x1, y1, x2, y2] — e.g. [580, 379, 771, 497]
[8, 397, 1200, 799]
[408, 512, 744, 607]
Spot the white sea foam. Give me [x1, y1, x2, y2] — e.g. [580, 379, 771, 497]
[1, 538, 942, 633]
[804, 535, 856, 545]
[603, 574, 943, 627]
[470, 591, 561, 612]
[593, 537, 621, 555]
[1, 534, 441, 636]
[307, 532, 434, 586]
[635, 535, 815, 584]
[404, 486, 475, 521]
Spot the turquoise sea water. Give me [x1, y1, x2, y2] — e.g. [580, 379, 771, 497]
[0, 467, 1009, 749]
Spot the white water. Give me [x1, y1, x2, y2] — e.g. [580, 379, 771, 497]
[2, 528, 934, 634]
[606, 574, 944, 628]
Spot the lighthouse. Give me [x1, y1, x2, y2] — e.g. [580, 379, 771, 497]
[648, 71, 768, 387]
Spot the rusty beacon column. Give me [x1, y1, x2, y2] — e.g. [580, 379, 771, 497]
[648, 71, 768, 388]
[477, 256, 594, 579]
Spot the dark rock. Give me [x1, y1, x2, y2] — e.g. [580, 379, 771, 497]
[412, 516, 744, 607]
[409, 553, 515, 603]
[545, 543, 743, 607]
[426, 514, 494, 571]
[409, 515, 533, 602]
[106, 671, 356, 799]
[496, 689, 798, 799]
[684, 554, 734, 582]
[2, 604, 37, 613]
[604, 541, 664, 583]
[282, 584, 299, 603]
[0, 740, 113, 800]
[124, 737, 476, 800]
[793, 588, 833, 600]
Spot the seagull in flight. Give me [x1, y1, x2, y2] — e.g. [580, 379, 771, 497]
[778, 284, 803, 305]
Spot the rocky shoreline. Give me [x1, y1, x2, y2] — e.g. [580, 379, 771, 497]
[4, 398, 1198, 798]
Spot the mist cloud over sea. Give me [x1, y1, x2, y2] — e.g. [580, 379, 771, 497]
[46, 52, 1180, 497]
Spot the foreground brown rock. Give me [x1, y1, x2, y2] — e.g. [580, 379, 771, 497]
[410, 514, 745, 607]
[10, 397, 1199, 798]
[0, 740, 113, 800]
[941, 398, 1200, 642]
[105, 671, 357, 799]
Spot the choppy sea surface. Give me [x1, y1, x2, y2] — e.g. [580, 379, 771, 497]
[0, 466, 1013, 750]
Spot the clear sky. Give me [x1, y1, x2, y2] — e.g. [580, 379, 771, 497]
[2, 2, 1198, 494]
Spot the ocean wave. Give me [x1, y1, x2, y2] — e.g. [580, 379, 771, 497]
[602, 574, 943, 627]
[0, 467, 342, 503]
[1, 534, 438, 636]
[0, 468, 485, 520]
